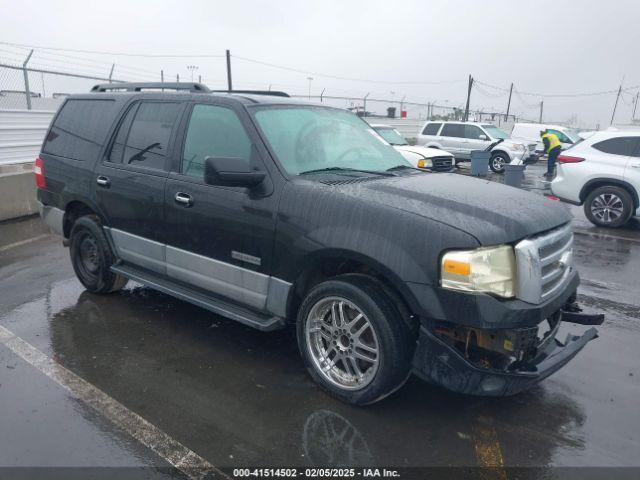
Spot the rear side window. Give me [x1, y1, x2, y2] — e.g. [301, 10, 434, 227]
[43, 99, 116, 161]
[122, 102, 181, 170]
[440, 124, 464, 138]
[182, 104, 252, 178]
[592, 137, 640, 157]
[422, 123, 441, 135]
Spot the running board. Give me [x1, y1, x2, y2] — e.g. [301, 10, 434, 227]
[110, 264, 286, 332]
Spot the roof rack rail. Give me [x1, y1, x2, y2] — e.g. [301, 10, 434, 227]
[211, 90, 290, 98]
[91, 82, 210, 93]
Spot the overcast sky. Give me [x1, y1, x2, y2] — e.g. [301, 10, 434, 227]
[1, 0, 639, 127]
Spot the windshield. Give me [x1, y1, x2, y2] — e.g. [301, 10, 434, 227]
[373, 127, 408, 146]
[481, 125, 509, 139]
[252, 106, 410, 175]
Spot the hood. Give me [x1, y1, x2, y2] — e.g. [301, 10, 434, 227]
[394, 145, 454, 159]
[333, 173, 571, 245]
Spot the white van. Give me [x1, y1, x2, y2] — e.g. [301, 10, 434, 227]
[511, 123, 582, 152]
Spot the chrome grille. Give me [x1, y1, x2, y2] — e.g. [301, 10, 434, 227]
[514, 223, 574, 304]
[432, 156, 453, 171]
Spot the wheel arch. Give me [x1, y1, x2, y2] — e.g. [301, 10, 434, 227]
[62, 198, 104, 238]
[286, 249, 421, 326]
[491, 149, 512, 160]
[579, 178, 639, 209]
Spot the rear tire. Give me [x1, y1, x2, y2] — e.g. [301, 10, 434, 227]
[69, 215, 128, 293]
[296, 275, 415, 405]
[584, 186, 634, 228]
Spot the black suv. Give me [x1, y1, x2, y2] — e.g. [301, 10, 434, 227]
[37, 83, 602, 405]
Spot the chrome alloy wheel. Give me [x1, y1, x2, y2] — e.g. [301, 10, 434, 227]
[591, 193, 624, 224]
[305, 297, 380, 390]
[492, 155, 506, 171]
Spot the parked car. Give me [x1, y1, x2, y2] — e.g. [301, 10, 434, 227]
[416, 121, 536, 173]
[370, 124, 454, 171]
[551, 131, 640, 228]
[37, 82, 602, 405]
[511, 123, 581, 152]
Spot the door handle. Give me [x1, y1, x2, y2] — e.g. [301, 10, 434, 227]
[96, 175, 110, 188]
[174, 192, 193, 207]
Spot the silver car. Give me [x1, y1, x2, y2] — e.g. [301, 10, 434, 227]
[416, 121, 536, 173]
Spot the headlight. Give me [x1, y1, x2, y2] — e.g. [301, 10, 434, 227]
[417, 158, 433, 168]
[440, 245, 516, 298]
[512, 144, 526, 152]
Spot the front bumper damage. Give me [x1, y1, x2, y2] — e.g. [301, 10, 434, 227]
[411, 299, 604, 396]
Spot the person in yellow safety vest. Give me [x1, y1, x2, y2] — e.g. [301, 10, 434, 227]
[540, 130, 562, 180]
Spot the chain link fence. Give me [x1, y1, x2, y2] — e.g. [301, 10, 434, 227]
[0, 63, 122, 111]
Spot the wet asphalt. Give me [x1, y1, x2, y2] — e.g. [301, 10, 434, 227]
[0, 162, 639, 476]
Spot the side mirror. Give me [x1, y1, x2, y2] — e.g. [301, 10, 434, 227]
[479, 134, 488, 141]
[204, 156, 265, 188]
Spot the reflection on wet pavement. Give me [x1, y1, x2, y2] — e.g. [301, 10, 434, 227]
[3, 276, 637, 469]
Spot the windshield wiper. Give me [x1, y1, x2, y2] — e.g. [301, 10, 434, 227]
[299, 167, 396, 177]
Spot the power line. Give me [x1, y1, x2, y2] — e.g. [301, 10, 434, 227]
[232, 54, 466, 86]
[0, 41, 225, 58]
[475, 79, 640, 98]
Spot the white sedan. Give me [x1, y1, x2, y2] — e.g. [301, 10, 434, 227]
[371, 124, 455, 172]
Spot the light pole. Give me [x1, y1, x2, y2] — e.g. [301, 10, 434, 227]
[307, 76, 313, 100]
[187, 65, 198, 82]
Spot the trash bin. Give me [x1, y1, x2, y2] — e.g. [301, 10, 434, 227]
[504, 164, 526, 188]
[387, 107, 396, 118]
[470, 150, 491, 176]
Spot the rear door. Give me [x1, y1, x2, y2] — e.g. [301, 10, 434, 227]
[163, 101, 279, 312]
[438, 123, 466, 157]
[94, 100, 185, 274]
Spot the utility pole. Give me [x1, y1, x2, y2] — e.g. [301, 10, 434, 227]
[363, 93, 370, 118]
[633, 91, 639, 121]
[160, 70, 164, 83]
[463, 75, 473, 122]
[505, 83, 513, 121]
[539, 100, 544, 123]
[226, 49, 233, 92]
[320, 88, 325, 103]
[610, 77, 624, 126]
[307, 76, 313, 100]
[108, 64, 115, 83]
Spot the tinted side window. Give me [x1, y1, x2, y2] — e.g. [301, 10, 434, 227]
[108, 103, 138, 163]
[43, 99, 116, 161]
[441, 124, 464, 138]
[123, 102, 181, 170]
[422, 123, 441, 135]
[465, 125, 485, 139]
[592, 137, 639, 157]
[182, 104, 252, 178]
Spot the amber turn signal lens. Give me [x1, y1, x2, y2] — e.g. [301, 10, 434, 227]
[443, 259, 471, 276]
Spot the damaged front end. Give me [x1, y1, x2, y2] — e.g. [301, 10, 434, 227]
[412, 298, 604, 396]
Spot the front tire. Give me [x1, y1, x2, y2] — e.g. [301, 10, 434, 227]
[489, 152, 509, 173]
[584, 186, 633, 228]
[69, 215, 128, 293]
[296, 275, 414, 405]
